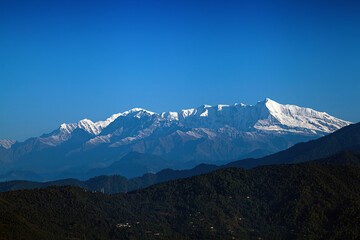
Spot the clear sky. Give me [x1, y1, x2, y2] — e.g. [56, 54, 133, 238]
[1, 0, 359, 141]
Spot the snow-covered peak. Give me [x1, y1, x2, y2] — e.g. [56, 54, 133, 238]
[263, 98, 286, 112]
[253, 98, 351, 133]
[77, 119, 101, 135]
[161, 112, 179, 121]
[0, 139, 16, 149]
[60, 123, 77, 134]
[45, 114, 123, 147]
[39, 98, 351, 148]
[179, 108, 197, 119]
[168, 98, 351, 134]
[79, 118, 93, 124]
[121, 108, 156, 118]
[200, 109, 209, 117]
[234, 103, 246, 107]
[55, 108, 155, 141]
[60, 99, 351, 136]
[95, 113, 122, 129]
[217, 104, 230, 111]
[59, 119, 101, 136]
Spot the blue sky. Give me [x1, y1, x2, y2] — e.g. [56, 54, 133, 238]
[1, 0, 359, 141]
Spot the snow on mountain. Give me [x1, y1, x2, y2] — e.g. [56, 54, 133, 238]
[38, 115, 119, 147]
[9, 98, 352, 150]
[254, 98, 349, 134]
[171, 98, 350, 133]
[121, 108, 156, 117]
[0, 98, 353, 180]
[160, 112, 179, 121]
[0, 140, 16, 149]
[38, 108, 158, 147]
[79, 98, 350, 149]
[94, 113, 123, 129]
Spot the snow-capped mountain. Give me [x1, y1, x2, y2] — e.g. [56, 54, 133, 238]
[39, 112, 123, 147]
[163, 98, 346, 133]
[41, 98, 349, 148]
[0, 140, 16, 149]
[0, 98, 351, 180]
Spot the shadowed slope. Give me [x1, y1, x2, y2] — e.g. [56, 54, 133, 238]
[1, 160, 360, 239]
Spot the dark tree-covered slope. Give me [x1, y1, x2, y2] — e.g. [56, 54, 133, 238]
[316, 150, 360, 166]
[1, 160, 360, 240]
[2, 149, 360, 194]
[228, 122, 360, 168]
[0, 162, 218, 193]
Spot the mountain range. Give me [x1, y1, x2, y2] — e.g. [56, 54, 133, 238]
[0, 115, 359, 239]
[1, 122, 359, 194]
[0, 98, 350, 180]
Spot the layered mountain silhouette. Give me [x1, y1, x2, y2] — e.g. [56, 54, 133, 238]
[1, 122, 359, 194]
[1, 153, 360, 239]
[1, 122, 360, 239]
[228, 121, 360, 168]
[0, 98, 350, 180]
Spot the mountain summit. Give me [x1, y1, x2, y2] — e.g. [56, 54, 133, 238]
[0, 99, 351, 180]
[43, 98, 350, 148]
[0, 140, 16, 149]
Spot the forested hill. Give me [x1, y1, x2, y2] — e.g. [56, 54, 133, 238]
[228, 122, 360, 169]
[1, 149, 359, 194]
[0, 162, 219, 193]
[1, 160, 360, 240]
